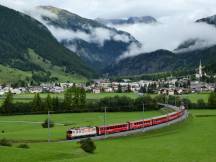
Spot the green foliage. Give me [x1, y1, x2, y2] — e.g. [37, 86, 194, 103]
[208, 92, 216, 109]
[63, 87, 86, 111]
[32, 93, 43, 112]
[79, 138, 96, 153]
[44, 94, 53, 111]
[0, 138, 12, 147]
[41, 119, 54, 128]
[0, 5, 95, 81]
[17, 144, 29, 149]
[1, 91, 13, 114]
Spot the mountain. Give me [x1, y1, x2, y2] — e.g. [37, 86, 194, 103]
[105, 50, 179, 76]
[0, 5, 95, 83]
[196, 15, 216, 26]
[174, 15, 216, 53]
[36, 6, 141, 71]
[106, 45, 216, 76]
[96, 16, 157, 25]
[174, 39, 207, 53]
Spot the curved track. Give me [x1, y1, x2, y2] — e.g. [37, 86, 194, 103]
[64, 104, 189, 142]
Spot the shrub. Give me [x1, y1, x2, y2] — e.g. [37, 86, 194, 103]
[0, 138, 12, 147]
[41, 119, 54, 128]
[79, 138, 96, 153]
[17, 144, 29, 149]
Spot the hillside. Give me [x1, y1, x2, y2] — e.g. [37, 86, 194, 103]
[196, 14, 216, 26]
[0, 5, 94, 83]
[106, 45, 216, 76]
[36, 6, 141, 71]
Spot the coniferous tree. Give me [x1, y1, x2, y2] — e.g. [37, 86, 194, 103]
[52, 97, 60, 112]
[80, 88, 86, 105]
[45, 94, 53, 111]
[208, 92, 216, 109]
[63, 88, 73, 110]
[32, 93, 42, 112]
[1, 91, 13, 114]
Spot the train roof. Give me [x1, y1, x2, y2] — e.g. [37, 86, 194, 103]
[68, 126, 96, 131]
[97, 122, 128, 128]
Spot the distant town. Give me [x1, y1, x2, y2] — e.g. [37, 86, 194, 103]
[0, 61, 215, 96]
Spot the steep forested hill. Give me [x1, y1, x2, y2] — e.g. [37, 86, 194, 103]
[0, 5, 95, 83]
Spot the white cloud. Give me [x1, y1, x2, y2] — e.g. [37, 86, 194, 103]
[1, 0, 216, 58]
[47, 26, 130, 47]
[115, 19, 216, 58]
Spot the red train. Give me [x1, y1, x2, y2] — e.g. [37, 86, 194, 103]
[67, 107, 185, 139]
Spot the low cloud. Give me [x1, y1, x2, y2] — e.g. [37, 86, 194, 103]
[47, 26, 131, 47]
[114, 18, 216, 59]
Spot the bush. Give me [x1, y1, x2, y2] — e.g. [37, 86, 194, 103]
[0, 138, 12, 147]
[17, 144, 29, 149]
[41, 119, 54, 128]
[79, 138, 96, 153]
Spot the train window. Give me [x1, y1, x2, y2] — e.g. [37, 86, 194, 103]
[67, 131, 72, 134]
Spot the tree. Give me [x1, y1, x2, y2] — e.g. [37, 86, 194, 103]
[79, 138, 96, 153]
[52, 97, 60, 112]
[117, 84, 122, 93]
[208, 92, 216, 109]
[80, 88, 86, 105]
[63, 88, 73, 110]
[1, 91, 13, 114]
[32, 93, 43, 112]
[45, 94, 53, 111]
[197, 99, 206, 109]
[41, 118, 54, 128]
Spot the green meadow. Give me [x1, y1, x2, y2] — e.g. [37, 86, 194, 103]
[0, 110, 215, 162]
[0, 111, 160, 141]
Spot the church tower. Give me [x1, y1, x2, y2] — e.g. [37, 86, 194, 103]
[199, 60, 203, 78]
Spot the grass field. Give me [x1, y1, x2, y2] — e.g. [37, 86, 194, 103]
[0, 110, 216, 162]
[0, 111, 160, 141]
[0, 92, 210, 104]
[0, 92, 140, 104]
[181, 93, 210, 103]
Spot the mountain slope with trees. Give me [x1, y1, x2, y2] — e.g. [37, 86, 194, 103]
[106, 45, 216, 76]
[0, 5, 95, 83]
[37, 6, 141, 71]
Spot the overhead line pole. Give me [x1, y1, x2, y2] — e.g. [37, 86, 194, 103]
[142, 102, 145, 132]
[104, 106, 107, 138]
[48, 110, 51, 143]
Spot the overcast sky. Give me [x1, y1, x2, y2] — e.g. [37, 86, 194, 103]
[1, 0, 216, 20]
[1, 0, 216, 57]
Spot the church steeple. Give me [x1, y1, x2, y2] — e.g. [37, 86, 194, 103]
[199, 60, 202, 78]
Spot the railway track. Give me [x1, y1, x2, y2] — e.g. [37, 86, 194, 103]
[61, 104, 189, 142]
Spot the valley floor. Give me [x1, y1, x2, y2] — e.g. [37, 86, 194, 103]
[0, 110, 215, 162]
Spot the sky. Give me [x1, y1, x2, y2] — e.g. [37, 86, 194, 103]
[1, 0, 216, 19]
[1, 0, 216, 58]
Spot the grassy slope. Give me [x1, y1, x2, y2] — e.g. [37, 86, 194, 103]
[27, 49, 87, 83]
[0, 111, 160, 141]
[0, 65, 31, 83]
[0, 110, 215, 162]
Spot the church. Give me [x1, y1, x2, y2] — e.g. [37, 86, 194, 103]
[195, 60, 206, 79]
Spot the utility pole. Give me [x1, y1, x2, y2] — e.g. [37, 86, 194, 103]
[48, 111, 51, 143]
[142, 103, 145, 132]
[104, 107, 107, 138]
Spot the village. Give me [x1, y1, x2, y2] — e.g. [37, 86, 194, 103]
[0, 61, 215, 96]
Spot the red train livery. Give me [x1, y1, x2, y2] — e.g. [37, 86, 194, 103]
[67, 107, 186, 139]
